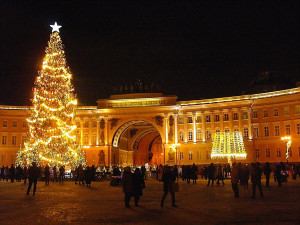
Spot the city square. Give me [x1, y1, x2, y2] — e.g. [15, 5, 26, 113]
[1, 178, 299, 225]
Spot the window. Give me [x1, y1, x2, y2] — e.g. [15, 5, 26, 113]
[253, 111, 258, 118]
[2, 136, 7, 145]
[285, 124, 291, 135]
[93, 122, 97, 128]
[196, 129, 201, 140]
[263, 109, 268, 117]
[225, 128, 229, 133]
[206, 130, 211, 140]
[179, 117, 184, 124]
[288, 148, 292, 157]
[297, 124, 300, 135]
[284, 107, 289, 115]
[206, 151, 211, 160]
[206, 115, 211, 122]
[188, 129, 193, 141]
[84, 134, 88, 145]
[92, 134, 97, 145]
[196, 116, 201, 123]
[243, 127, 249, 138]
[215, 114, 220, 122]
[234, 127, 239, 132]
[22, 136, 27, 145]
[12, 136, 17, 146]
[255, 149, 260, 158]
[3, 121, 7, 127]
[197, 150, 201, 160]
[275, 126, 280, 136]
[13, 121, 17, 127]
[224, 113, 229, 121]
[189, 151, 193, 160]
[216, 129, 220, 133]
[179, 130, 184, 141]
[243, 112, 248, 119]
[180, 152, 183, 160]
[22, 121, 27, 127]
[188, 117, 193, 123]
[264, 127, 269, 137]
[296, 105, 300, 114]
[274, 109, 279, 116]
[233, 113, 238, 120]
[276, 148, 281, 157]
[1, 155, 6, 164]
[254, 127, 259, 138]
[266, 148, 270, 158]
[84, 122, 89, 128]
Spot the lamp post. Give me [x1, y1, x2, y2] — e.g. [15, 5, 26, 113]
[281, 136, 291, 165]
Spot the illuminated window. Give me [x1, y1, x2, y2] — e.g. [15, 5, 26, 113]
[188, 129, 193, 141]
[179, 117, 184, 124]
[22, 121, 27, 127]
[284, 107, 289, 115]
[285, 124, 291, 135]
[206, 130, 211, 140]
[12, 136, 17, 146]
[297, 124, 300, 134]
[274, 109, 279, 116]
[215, 114, 220, 122]
[275, 125, 280, 136]
[92, 134, 97, 145]
[188, 117, 193, 123]
[276, 148, 281, 157]
[84, 134, 88, 145]
[3, 121, 7, 127]
[233, 113, 238, 120]
[196, 129, 201, 140]
[189, 151, 193, 160]
[2, 136, 7, 145]
[243, 112, 248, 119]
[196, 116, 201, 123]
[263, 109, 268, 117]
[296, 105, 300, 114]
[12, 121, 17, 127]
[266, 148, 270, 158]
[179, 130, 184, 141]
[243, 127, 249, 138]
[254, 127, 259, 138]
[206, 115, 211, 122]
[253, 111, 258, 118]
[264, 127, 269, 137]
[224, 113, 229, 121]
[206, 150, 211, 160]
[255, 149, 260, 158]
[180, 152, 183, 160]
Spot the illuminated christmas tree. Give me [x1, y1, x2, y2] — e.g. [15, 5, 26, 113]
[16, 22, 86, 167]
[211, 132, 247, 162]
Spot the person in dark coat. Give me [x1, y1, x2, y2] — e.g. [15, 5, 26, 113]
[133, 168, 145, 206]
[251, 162, 264, 199]
[174, 165, 179, 181]
[237, 162, 243, 185]
[141, 165, 146, 180]
[15, 165, 22, 182]
[52, 166, 57, 182]
[160, 166, 177, 208]
[242, 164, 250, 189]
[91, 165, 96, 181]
[207, 163, 215, 186]
[122, 167, 134, 208]
[44, 164, 50, 185]
[26, 162, 40, 195]
[59, 166, 65, 183]
[85, 166, 92, 187]
[9, 164, 15, 183]
[275, 163, 282, 187]
[204, 165, 208, 180]
[1, 165, 5, 181]
[216, 163, 225, 185]
[231, 162, 239, 198]
[264, 162, 271, 187]
[23, 166, 28, 184]
[191, 163, 198, 184]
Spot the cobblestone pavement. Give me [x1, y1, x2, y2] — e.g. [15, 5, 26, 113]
[0, 178, 299, 225]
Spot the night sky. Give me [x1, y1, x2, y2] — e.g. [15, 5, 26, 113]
[1, 1, 299, 106]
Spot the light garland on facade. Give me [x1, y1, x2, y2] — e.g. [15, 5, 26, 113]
[15, 23, 86, 168]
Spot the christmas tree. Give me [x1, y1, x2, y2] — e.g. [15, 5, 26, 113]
[16, 22, 86, 167]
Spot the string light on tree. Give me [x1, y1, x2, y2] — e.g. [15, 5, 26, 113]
[16, 22, 86, 167]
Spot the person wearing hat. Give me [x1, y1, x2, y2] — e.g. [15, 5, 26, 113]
[26, 162, 41, 196]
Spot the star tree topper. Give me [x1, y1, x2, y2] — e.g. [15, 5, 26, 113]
[50, 22, 62, 33]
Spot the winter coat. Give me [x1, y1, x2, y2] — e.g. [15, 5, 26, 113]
[122, 170, 134, 193]
[231, 166, 238, 184]
[162, 170, 175, 192]
[133, 172, 145, 197]
[28, 165, 40, 179]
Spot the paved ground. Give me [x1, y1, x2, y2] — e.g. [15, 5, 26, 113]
[0, 178, 299, 225]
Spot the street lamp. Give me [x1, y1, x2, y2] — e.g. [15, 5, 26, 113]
[281, 136, 291, 165]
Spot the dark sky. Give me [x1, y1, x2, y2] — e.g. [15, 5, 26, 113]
[1, 1, 299, 106]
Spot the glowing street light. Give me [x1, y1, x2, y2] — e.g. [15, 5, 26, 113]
[281, 136, 291, 164]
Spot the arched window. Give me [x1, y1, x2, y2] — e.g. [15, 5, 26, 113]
[179, 130, 184, 141]
[188, 129, 193, 141]
[196, 128, 202, 140]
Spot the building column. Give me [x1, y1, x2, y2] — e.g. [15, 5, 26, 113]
[96, 118, 100, 146]
[174, 114, 178, 144]
[193, 113, 197, 143]
[164, 114, 168, 144]
[248, 108, 252, 140]
[220, 110, 224, 132]
[211, 111, 215, 140]
[89, 120, 92, 145]
[238, 109, 242, 133]
[104, 117, 108, 146]
[80, 120, 84, 146]
[184, 114, 188, 143]
[229, 109, 233, 132]
[201, 112, 206, 142]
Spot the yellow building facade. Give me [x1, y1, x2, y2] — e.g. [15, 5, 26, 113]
[1, 88, 300, 166]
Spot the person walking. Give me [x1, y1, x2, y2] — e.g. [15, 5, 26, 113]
[231, 162, 239, 198]
[191, 163, 198, 184]
[26, 162, 40, 196]
[59, 166, 65, 183]
[251, 162, 264, 199]
[242, 164, 250, 190]
[44, 164, 50, 185]
[207, 163, 215, 186]
[9, 164, 15, 183]
[52, 166, 57, 182]
[216, 163, 225, 185]
[4, 166, 9, 182]
[85, 166, 92, 188]
[264, 162, 271, 187]
[133, 168, 145, 206]
[122, 166, 134, 208]
[161, 166, 177, 208]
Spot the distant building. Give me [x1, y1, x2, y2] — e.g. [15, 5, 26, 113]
[1, 87, 300, 166]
